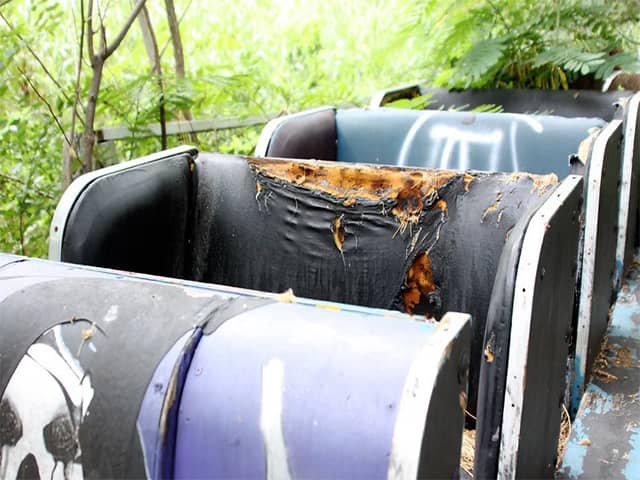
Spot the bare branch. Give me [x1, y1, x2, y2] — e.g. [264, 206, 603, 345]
[15, 64, 71, 146]
[0, 0, 14, 8]
[70, 0, 86, 142]
[159, 0, 193, 58]
[165, 0, 186, 75]
[105, 0, 146, 57]
[0, 11, 85, 123]
[0, 171, 56, 199]
[138, 4, 161, 75]
[87, 0, 95, 61]
[137, 4, 167, 148]
[164, 0, 196, 141]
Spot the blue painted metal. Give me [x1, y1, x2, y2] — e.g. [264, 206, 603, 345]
[335, 109, 604, 176]
[136, 330, 192, 479]
[174, 302, 439, 479]
[558, 250, 640, 478]
[1, 255, 469, 477]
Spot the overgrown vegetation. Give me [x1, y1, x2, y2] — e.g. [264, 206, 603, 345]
[0, 0, 638, 257]
[412, 0, 640, 88]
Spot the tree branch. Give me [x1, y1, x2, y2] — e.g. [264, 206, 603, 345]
[159, 0, 193, 59]
[0, 172, 55, 199]
[87, 0, 95, 61]
[70, 0, 86, 141]
[137, 4, 167, 148]
[105, 0, 146, 57]
[0, 11, 85, 123]
[15, 64, 71, 145]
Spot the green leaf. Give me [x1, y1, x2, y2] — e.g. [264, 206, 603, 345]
[456, 37, 507, 82]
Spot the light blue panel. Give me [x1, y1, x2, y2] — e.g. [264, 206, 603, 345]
[336, 108, 605, 177]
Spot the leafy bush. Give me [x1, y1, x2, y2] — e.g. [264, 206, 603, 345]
[412, 0, 640, 88]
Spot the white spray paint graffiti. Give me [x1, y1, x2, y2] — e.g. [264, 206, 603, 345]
[0, 325, 94, 479]
[259, 358, 292, 480]
[397, 112, 545, 172]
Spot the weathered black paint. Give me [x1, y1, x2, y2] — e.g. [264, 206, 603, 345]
[0, 278, 240, 477]
[473, 198, 535, 478]
[61, 152, 195, 279]
[378, 86, 626, 121]
[59, 152, 557, 417]
[197, 155, 557, 415]
[583, 122, 623, 386]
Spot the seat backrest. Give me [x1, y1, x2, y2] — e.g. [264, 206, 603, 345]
[190, 153, 560, 417]
[476, 175, 583, 478]
[373, 85, 625, 121]
[258, 107, 605, 178]
[52, 149, 590, 476]
[335, 109, 604, 176]
[50, 147, 196, 278]
[256, 106, 337, 161]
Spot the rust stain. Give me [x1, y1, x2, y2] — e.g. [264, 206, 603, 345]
[391, 182, 424, 233]
[484, 343, 494, 363]
[332, 215, 345, 252]
[463, 173, 474, 192]
[508, 172, 559, 196]
[530, 173, 559, 195]
[482, 192, 503, 222]
[249, 157, 459, 230]
[403, 252, 436, 314]
[435, 198, 448, 214]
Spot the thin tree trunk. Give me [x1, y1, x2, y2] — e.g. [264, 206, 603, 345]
[165, 0, 197, 143]
[81, 54, 105, 172]
[137, 4, 167, 149]
[77, 0, 147, 172]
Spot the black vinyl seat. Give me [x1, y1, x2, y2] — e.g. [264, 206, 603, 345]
[51, 146, 583, 477]
[256, 105, 626, 420]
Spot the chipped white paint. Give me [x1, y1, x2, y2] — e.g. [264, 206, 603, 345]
[499, 175, 582, 479]
[103, 305, 118, 323]
[387, 312, 470, 480]
[182, 286, 217, 298]
[260, 358, 292, 480]
[615, 93, 640, 287]
[576, 120, 623, 402]
[48, 145, 197, 261]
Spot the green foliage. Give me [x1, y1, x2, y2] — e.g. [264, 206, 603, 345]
[412, 0, 640, 89]
[0, 0, 638, 257]
[0, 0, 423, 256]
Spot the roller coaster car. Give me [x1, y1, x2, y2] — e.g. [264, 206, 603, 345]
[1, 87, 639, 479]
